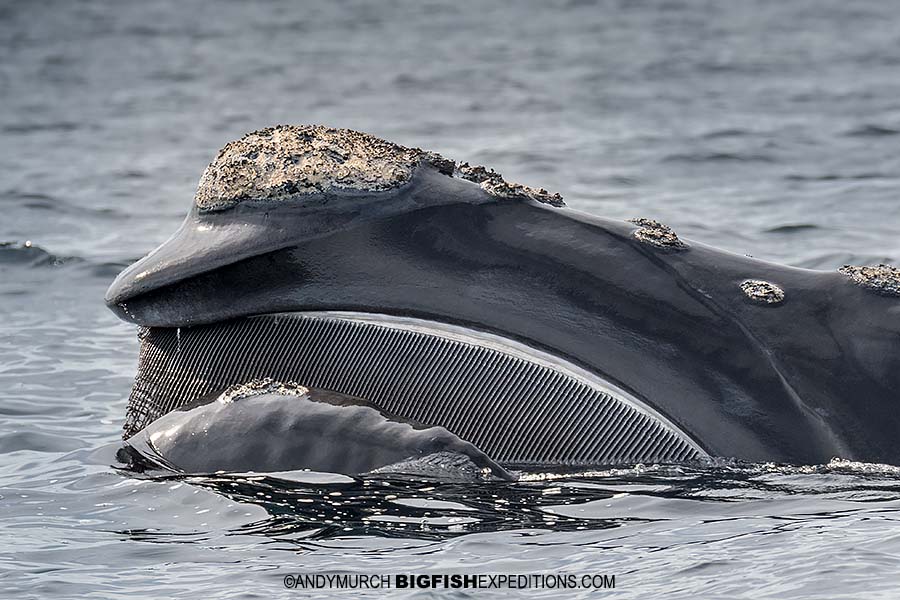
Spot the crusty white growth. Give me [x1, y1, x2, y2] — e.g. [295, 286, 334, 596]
[839, 264, 900, 297]
[740, 279, 785, 305]
[194, 125, 423, 211]
[217, 377, 309, 404]
[454, 162, 564, 207]
[194, 124, 565, 211]
[628, 218, 687, 249]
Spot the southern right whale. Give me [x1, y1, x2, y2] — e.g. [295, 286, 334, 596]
[106, 125, 900, 471]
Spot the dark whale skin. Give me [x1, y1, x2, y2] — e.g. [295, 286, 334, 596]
[106, 165, 900, 466]
[121, 387, 514, 480]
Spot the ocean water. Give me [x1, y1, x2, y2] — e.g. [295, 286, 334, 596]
[2, 1, 900, 598]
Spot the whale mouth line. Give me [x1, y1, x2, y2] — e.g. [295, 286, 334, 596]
[126, 310, 707, 467]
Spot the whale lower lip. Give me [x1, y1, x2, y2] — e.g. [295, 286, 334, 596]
[121, 378, 515, 481]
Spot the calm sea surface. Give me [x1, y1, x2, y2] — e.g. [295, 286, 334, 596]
[2, 1, 900, 598]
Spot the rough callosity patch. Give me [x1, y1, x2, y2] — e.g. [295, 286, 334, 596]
[628, 218, 688, 249]
[194, 124, 565, 211]
[194, 125, 423, 211]
[455, 162, 565, 207]
[218, 377, 309, 404]
[740, 279, 785, 305]
[839, 264, 900, 297]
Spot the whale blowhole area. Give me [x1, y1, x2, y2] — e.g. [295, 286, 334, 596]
[217, 377, 309, 404]
[740, 279, 785, 305]
[194, 124, 564, 211]
[839, 264, 900, 297]
[628, 218, 688, 249]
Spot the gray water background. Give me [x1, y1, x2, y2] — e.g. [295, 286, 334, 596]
[2, 1, 900, 598]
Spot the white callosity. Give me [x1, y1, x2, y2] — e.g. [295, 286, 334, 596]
[217, 377, 309, 404]
[740, 279, 786, 305]
[628, 218, 687, 249]
[194, 124, 564, 211]
[839, 264, 900, 297]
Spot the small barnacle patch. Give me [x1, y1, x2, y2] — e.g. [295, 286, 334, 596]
[218, 377, 309, 403]
[839, 264, 900, 297]
[455, 162, 565, 207]
[628, 218, 687, 249]
[740, 279, 785, 305]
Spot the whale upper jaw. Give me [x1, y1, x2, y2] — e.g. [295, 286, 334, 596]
[106, 164, 500, 321]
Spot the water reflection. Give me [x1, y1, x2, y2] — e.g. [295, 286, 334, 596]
[113, 459, 900, 544]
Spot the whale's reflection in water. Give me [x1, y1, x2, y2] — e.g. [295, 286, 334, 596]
[116, 458, 900, 544]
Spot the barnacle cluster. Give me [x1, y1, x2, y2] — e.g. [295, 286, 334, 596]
[628, 218, 688, 249]
[218, 377, 309, 403]
[195, 124, 564, 211]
